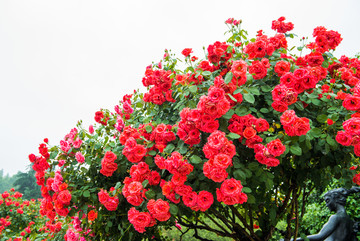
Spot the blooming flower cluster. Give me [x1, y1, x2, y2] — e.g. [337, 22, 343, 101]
[0, 189, 49, 239]
[336, 117, 360, 156]
[149, 124, 176, 152]
[122, 162, 160, 206]
[309, 26, 343, 53]
[280, 110, 310, 136]
[94, 110, 109, 125]
[216, 178, 247, 205]
[122, 137, 147, 163]
[244, 33, 287, 59]
[203, 131, 236, 182]
[228, 114, 269, 148]
[60, 128, 83, 154]
[98, 189, 119, 211]
[142, 68, 175, 105]
[271, 16, 294, 34]
[253, 139, 285, 167]
[207, 41, 231, 64]
[100, 151, 118, 177]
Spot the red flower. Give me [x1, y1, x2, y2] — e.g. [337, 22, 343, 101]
[88, 210, 98, 221]
[267, 139, 286, 157]
[181, 48, 193, 57]
[271, 17, 294, 33]
[327, 119, 334, 125]
[352, 173, 360, 186]
[197, 191, 214, 211]
[274, 61, 291, 76]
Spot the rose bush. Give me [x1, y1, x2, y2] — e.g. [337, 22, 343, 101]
[27, 17, 360, 240]
[0, 188, 64, 241]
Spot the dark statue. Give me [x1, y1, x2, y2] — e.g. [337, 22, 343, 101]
[283, 186, 360, 241]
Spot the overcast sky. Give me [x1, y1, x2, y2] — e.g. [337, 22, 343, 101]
[0, 0, 359, 175]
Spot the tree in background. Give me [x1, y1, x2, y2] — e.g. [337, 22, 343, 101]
[0, 170, 18, 194]
[26, 17, 360, 241]
[13, 166, 42, 200]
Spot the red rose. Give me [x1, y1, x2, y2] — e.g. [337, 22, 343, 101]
[182, 192, 198, 208]
[88, 210, 98, 221]
[243, 127, 257, 139]
[208, 86, 225, 103]
[231, 60, 248, 78]
[197, 191, 214, 212]
[343, 95, 360, 111]
[57, 190, 71, 205]
[213, 154, 232, 169]
[352, 173, 360, 185]
[220, 178, 243, 196]
[104, 151, 117, 162]
[335, 131, 352, 146]
[267, 139, 286, 157]
[293, 117, 310, 136]
[104, 196, 119, 211]
[100, 159, 118, 177]
[181, 48, 193, 57]
[274, 61, 291, 76]
[280, 110, 296, 126]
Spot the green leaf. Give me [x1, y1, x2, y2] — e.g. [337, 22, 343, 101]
[243, 93, 255, 104]
[164, 144, 175, 153]
[145, 125, 153, 133]
[202, 71, 211, 77]
[224, 71, 233, 84]
[189, 85, 198, 93]
[142, 179, 149, 188]
[50, 150, 58, 160]
[169, 203, 179, 215]
[260, 108, 269, 113]
[145, 156, 153, 165]
[242, 187, 252, 193]
[233, 170, 246, 180]
[311, 98, 321, 106]
[326, 135, 337, 147]
[269, 208, 276, 221]
[83, 190, 90, 198]
[233, 88, 242, 95]
[316, 114, 328, 123]
[107, 221, 113, 227]
[248, 87, 260, 95]
[145, 189, 156, 199]
[322, 59, 329, 68]
[311, 128, 322, 138]
[295, 101, 304, 111]
[148, 150, 157, 156]
[247, 194, 256, 204]
[261, 85, 272, 92]
[223, 109, 234, 119]
[290, 145, 302, 156]
[190, 155, 202, 164]
[114, 182, 122, 190]
[228, 132, 241, 139]
[248, 162, 259, 171]
[235, 106, 250, 116]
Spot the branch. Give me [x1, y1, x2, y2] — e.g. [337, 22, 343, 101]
[228, 206, 260, 241]
[176, 216, 233, 239]
[293, 188, 300, 241]
[204, 212, 230, 235]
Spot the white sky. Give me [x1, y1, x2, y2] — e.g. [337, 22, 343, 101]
[0, 0, 359, 175]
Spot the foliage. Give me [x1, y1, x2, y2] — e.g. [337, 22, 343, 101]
[0, 170, 18, 194]
[26, 16, 360, 241]
[13, 167, 41, 200]
[0, 188, 64, 241]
